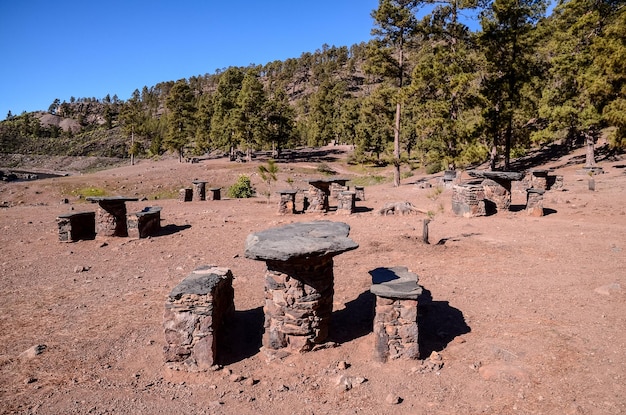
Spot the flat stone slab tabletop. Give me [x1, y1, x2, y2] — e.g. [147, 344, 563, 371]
[244, 220, 358, 262]
[369, 266, 423, 300]
[466, 170, 525, 181]
[86, 196, 139, 203]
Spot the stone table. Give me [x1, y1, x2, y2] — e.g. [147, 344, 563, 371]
[245, 221, 358, 353]
[466, 170, 525, 212]
[86, 196, 139, 237]
[192, 180, 207, 201]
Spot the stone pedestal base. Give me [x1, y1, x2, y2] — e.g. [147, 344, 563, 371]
[95, 201, 129, 237]
[192, 181, 206, 201]
[263, 258, 334, 353]
[373, 297, 419, 362]
[482, 178, 511, 211]
[164, 266, 234, 371]
[306, 186, 328, 212]
[127, 207, 161, 238]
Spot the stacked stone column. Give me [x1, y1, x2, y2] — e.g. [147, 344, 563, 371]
[163, 266, 234, 371]
[452, 182, 486, 217]
[263, 257, 335, 352]
[192, 181, 207, 201]
[370, 266, 423, 362]
[336, 191, 356, 215]
[245, 221, 358, 355]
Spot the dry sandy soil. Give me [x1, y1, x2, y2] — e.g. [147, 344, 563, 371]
[1, 146, 625, 414]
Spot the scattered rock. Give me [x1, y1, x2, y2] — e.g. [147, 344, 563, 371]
[385, 393, 402, 405]
[478, 363, 529, 382]
[594, 283, 621, 296]
[229, 374, 244, 382]
[19, 344, 47, 359]
[337, 360, 350, 370]
[74, 265, 90, 273]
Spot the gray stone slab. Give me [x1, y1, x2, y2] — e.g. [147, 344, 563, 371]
[369, 266, 423, 300]
[467, 170, 525, 181]
[245, 220, 358, 262]
[168, 265, 231, 299]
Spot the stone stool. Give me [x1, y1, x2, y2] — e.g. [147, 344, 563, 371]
[57, 211, 96, 242]
[179, 188, 192, 202]
[127, 206, 162, 238]
[163, 265, 235, 371]
[336, 191, 356, 215]
[245, 221, 358, 353]
[330, 179, 349, 199]
[277, 189, 297, 214]
[452, 182, 486, 217]
[208, 187, 221, 201]
[526, 188, 545, 217]
[354, 186, 365, 201]
[369, 266, 423, 362]
[192, 181, 207, 201]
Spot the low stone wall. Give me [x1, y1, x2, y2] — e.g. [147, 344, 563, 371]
[163, 266, 235, 371]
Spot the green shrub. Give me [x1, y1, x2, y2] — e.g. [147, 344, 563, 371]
[228, 175, 255, 198]
[316, 162, 336, 175]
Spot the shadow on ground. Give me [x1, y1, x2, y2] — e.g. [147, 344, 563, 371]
[158, 223, 191, 236]
[417, 289, 471, 357]
[329, 290, 375, 344]
[219, 307, 264, 365]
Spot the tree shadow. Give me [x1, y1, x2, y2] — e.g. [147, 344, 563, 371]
[417, 289, 471, 357]
[157, 224, 191, 236]
[329, 290, 375, 344]
[218, 307, 264, 365]
[435, 232, 481, 246]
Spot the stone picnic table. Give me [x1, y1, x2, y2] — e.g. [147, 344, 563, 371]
[86, 196, 139, 237]
[306, 178, 350, 212]
[466, 170, 525, 211]
[245, 220, 358, 353]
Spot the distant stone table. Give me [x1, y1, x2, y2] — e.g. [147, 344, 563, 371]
[466, 170, 525, 212]
[245, 221, 358, 353]
[86, 196, 139, 237]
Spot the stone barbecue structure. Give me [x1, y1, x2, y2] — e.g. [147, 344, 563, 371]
[245, 221, 358, 353]
[163, 265, 235, 371]
[370, 266, 423, 362]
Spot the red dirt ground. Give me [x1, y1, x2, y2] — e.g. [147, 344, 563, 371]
[1, 147, 625, 414]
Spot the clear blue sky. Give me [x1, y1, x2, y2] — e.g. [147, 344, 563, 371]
[0, 0, 380, 120]
[0, 1, 487, 121]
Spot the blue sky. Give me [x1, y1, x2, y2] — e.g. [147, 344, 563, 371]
[0, 0, 379, 120]
[0, 1, 487, 121]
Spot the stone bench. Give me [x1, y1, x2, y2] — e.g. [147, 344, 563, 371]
[208, 187, 221, 201]
[56, 211, 96, 242]
[336, 191, 356, 215]
[179, 188, 192, 202]
[277, 189, 297, 214]
[127, 206, 162, 238]
[526, 188, 545, 217]
[452, 181, 486, 217]
[369, 266, 423, 362]
[163, 265, 235, 371]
